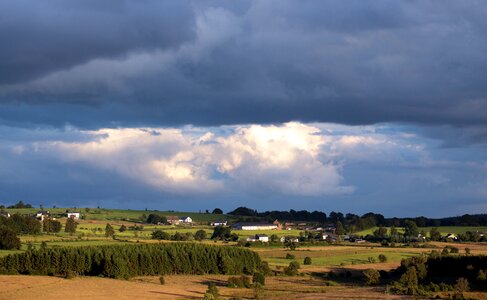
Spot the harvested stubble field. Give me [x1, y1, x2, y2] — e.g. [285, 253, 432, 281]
[0, 274, 413, 300]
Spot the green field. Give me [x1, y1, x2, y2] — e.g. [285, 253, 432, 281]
[258, 247, 421, 267]
[5, 207, 234, 223]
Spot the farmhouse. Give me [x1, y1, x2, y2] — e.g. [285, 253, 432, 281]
[211, 220, 228, 226]
[232, 222, 278, 230]
[284, 222, 296, 230]
[67, 212, 80, 219]
[247, 234, 269, 242]
[273, 219, 282, 230]
[166, 216, 180, 225]
[179, 216, 193, 223]
[36, 210, 50, 221]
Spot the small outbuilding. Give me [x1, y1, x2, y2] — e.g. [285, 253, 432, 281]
[67, 212, 80, 220]
[247, 234, 269, 242]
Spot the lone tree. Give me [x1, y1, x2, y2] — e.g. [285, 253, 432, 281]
[335, 221, 345, 235]
[0, 226, 21, 250]
[119, 224, 127, 232]
[212, 208, 223, 214]
[404, 220, 419, 238]
[105, 223, 115, 237]
[429, 227, 441, 241]
[65, 217, 78, 234]
[146, 214, 167, 224]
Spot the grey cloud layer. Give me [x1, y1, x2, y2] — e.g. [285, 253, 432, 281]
[1, 0, 487, 130]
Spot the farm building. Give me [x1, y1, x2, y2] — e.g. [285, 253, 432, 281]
[232, 222, 278, 230]
[67, 212, 80, 219]
[0, 210, 10, 218]
[273, 219, 282, 230]
[247, 234, 269, 242]
[446, 233, 458, 240]
[211, 220, 228, 226]
[36, 210, 50, 221]
[280, 236, 299, 243]
[166, 216, 180, 225]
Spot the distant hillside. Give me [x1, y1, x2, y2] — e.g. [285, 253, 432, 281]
[2, 207, 233, 223]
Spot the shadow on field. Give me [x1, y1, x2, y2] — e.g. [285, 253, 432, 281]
[150, 291, 201, 299]
[310, 267, 394, 284]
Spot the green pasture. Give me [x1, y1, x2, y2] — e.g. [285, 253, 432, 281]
[5, 207, 233, 223]
[259, 248, 420, 267]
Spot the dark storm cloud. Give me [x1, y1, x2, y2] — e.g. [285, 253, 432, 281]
[0, 0, 195, 83]
[1, 0, 487, 133]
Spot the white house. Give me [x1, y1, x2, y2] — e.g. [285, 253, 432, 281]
[232, 222, 278, 230]
[67, 212, 80, 220]
[179, 216, 193, 223]
[247, 234, 269, 242]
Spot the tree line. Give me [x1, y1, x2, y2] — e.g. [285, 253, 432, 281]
[228, 207, 487, 229]
[0, 243, 261, 279]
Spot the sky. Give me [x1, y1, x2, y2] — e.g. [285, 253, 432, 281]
[1, 1, 487, 217]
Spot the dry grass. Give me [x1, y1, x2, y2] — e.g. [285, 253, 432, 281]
[0, 274, 414, 300]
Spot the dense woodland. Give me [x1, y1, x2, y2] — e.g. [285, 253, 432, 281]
[390, 254, 487, 295]
[0, 243, 261, 279]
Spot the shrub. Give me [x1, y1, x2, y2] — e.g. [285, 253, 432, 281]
[253, 272, 265, 286]
[195, 230, 207, 241]
[378, 254, 387, 263]
[204, 283, 219, 299]
[363, 269, 380, 285]
[227, 276, 244, 288]
[284, 261, 300, 276]
[151, 230, 170, 240]
[477, 269, 487, 281]
[159, 276, 165, 285]
[454, 277, 469, 293]
[450, 246, 459, 254]
[303, 257, 312, 265]
[260, 261, 272, 276]
[65, 270, 76, 279]
[285, 253, 295, 259]
[367, 257, 376, 263]
[464, 248, 471, 255]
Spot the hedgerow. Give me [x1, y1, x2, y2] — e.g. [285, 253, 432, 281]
[0, 243, 261, 279]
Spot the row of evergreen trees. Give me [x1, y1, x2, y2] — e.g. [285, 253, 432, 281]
[0, 243, 261, 279]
